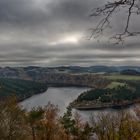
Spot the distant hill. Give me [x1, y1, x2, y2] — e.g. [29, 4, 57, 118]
[60, 66, 140, 73]
[0, 66, 140, 82]
[120, 69, 140, 76]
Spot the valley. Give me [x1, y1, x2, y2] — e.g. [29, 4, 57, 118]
[1, 66, 140, 111]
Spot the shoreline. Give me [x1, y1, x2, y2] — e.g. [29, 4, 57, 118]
[70, 101, 134, 110]
[18, 88, 48, 102]
[19, 86, 89, 102]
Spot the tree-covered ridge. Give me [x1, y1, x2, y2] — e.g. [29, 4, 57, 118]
[0, 78, 47, 101]
[77, 84, 134, 102]
[71, 81, 140, 109]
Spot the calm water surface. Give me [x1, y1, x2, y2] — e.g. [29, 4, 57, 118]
[20, 87, 137, 120]
[20, 87, 89, 113]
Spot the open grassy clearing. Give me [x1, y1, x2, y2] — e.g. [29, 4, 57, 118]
[104, 74, 140, 81]
[106, 81, 127, 89]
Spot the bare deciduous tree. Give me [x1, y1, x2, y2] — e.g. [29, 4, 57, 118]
[90, 0, 140, 44]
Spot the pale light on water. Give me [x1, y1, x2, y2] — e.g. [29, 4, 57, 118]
[20, 87, 89, 114]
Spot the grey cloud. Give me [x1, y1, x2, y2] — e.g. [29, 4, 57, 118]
[0, 0, 139, 66]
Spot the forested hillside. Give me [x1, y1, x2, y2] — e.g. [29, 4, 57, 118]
[71, 81, 140, 110]
[0, 78, 47, 101]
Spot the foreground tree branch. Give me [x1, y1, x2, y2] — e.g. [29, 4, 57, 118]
[90, 0, 140, 44]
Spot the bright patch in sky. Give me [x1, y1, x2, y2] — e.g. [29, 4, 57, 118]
[62, 36, 79, 44]
[49, 35, 81, 45]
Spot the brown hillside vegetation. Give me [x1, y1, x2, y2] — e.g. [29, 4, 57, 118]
[0, 97, 140, 140]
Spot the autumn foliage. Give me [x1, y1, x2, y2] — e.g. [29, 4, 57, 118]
[1, 97, 140, 140]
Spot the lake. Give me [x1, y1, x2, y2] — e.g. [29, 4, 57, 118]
[20, 87, 137, 120]
[20, 87, 89, 113]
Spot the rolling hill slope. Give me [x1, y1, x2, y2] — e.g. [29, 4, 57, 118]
[0, 78, 47, 101]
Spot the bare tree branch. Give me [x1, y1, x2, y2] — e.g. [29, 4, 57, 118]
[90, 0, 140, 44]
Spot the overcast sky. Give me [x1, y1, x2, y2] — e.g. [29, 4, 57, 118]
[0, 0, 140, 67]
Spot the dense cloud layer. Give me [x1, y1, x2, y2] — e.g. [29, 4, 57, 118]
[0, 0, 140, 66]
